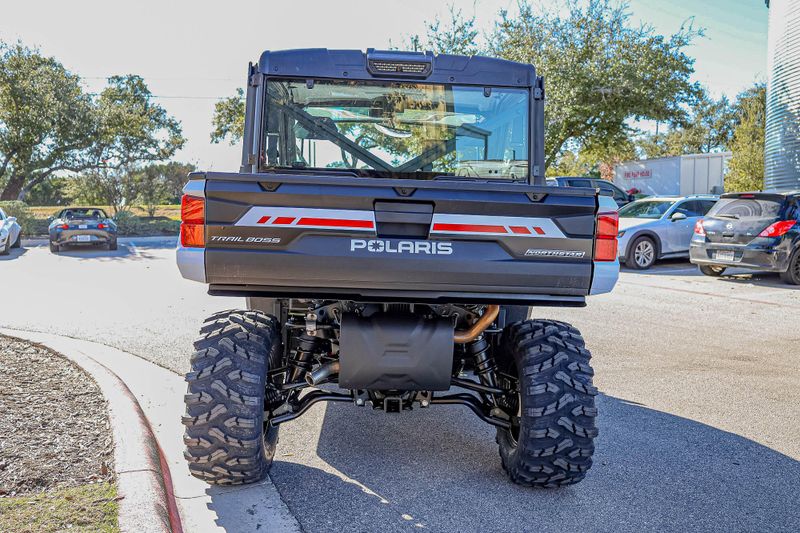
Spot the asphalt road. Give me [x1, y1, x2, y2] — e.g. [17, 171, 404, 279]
[2, 239, 799, 532]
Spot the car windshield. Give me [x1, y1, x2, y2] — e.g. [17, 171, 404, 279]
[60, 209, 107, 219]
[708, 198, 782, 219]
[618, 200, 675, 219]
[261, 79, 530, 180]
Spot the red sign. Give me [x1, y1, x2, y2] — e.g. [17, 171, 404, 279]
[624, 169, 652, 179]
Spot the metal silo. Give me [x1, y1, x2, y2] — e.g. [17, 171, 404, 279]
[766, 0, 800, 190]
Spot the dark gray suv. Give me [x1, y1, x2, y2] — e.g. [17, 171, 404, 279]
[548, 176, 635, 206]
[689, 191, 800, 284]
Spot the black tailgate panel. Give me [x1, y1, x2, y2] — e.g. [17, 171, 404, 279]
[202, 173, 598, 304]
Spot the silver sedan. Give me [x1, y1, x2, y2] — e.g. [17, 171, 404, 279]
[617, 195, 718, 269]
[0, 207, 22, 255]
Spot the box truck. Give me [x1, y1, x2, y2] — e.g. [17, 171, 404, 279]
[614, 152, 731, 197]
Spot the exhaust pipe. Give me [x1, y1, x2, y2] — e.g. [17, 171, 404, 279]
[454, 305, 500, 344]
[306, 360, 340, 386]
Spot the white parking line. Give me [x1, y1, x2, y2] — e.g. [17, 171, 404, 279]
[127, 241, 141, 258]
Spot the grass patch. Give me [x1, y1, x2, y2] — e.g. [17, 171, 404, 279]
[0, 482, 119, 533]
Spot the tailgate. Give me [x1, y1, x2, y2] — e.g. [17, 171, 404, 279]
[199, 172, 600, 304]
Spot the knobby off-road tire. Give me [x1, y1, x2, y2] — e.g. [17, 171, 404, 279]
[183, 309, 282, 485]
[497, 319, 598, 488]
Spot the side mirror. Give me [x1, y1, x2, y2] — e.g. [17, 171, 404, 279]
[628, 194, 635, 202]
[7, 216, 16, 223]
[670, 212, 687, 222]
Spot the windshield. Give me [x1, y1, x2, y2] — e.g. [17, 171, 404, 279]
[618, 200, 675, 219]
[261, 79, 529, 179]
[708, 198, 782, 219]
[60, 209, 108, 219]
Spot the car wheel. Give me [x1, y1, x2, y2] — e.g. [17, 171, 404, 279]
[779, 248, 800, 285]
[699, 265, 726, 277]
[0, 242, 8, 256]
[625, 236, 657, 270]
[11, 232, 21, 248]
[49, 241, 60, 253]
[108, 239, 118, 251]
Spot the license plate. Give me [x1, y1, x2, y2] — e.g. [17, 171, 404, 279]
[714, 250, 735, 262]
[79, 224, 88, 229]
[76, 235, 92, 242]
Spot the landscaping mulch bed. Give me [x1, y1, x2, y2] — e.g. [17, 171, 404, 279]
[0, 335, 114, 496]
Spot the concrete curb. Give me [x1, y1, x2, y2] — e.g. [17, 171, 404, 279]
[0, 330, 177, 533]
[0, 327, 301, 533]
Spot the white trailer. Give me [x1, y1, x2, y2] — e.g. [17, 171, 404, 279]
[613, 152, 731, 196]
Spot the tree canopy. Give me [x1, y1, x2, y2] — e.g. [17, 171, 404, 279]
[725, 84, 766, 192]
[0, 42, 185, 201]
[210, 88, 245, 145]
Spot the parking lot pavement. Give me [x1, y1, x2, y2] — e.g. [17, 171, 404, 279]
[2, 242, 798, 532]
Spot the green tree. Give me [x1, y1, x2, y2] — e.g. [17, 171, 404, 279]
[484, 0, 701, 168]
[0, 42, 185, 201]
[725, 84, 766, 192]
[638, 88, 736, 158]
[0, 42, 95, 200]
[68, 168, 137, 214]
[409, 6, 480, 55]
[211, 88, 245, 145]
[131, 161, 196, 215]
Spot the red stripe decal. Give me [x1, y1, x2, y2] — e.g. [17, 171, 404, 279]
[433, 223, 508, 233]
[510, 226, 531, 235]
[296, 217, 374, 229]
[533, 226, 546, 235]
[273, 217, 296, 225]
[256, 216, 271, 224]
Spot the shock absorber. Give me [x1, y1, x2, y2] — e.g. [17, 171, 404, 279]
[288, 333, 320, 384]
[467, 335, 499, 405]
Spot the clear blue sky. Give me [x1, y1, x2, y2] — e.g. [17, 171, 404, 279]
[0, 0, 768, 170]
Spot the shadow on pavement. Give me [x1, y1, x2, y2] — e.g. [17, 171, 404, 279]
[268, 394, 800, 533]
[622, 259, 797, 289]
[50, 238, 176, 261]
[0, 246, 28, 260]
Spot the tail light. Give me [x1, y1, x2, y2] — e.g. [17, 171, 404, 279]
[759, 220, 796, 238]
[594, 211, 619, 261]
[180, 194, 205, 248]
[97, 223, 107, 229]
[694, 219, 706, 236]
[60, 223, 69, 230]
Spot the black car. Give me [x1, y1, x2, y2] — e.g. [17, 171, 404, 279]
[547, 176, 635, 206]
[690, 191, 800, 284]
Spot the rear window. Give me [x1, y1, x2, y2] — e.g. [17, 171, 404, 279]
[709, 198, 782, 219]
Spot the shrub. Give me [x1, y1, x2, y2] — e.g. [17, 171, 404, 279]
[0, 201, 38, 234]
[113, 211, 179, 236]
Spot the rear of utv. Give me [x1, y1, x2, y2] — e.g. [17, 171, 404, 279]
[176, 49, 619, 488]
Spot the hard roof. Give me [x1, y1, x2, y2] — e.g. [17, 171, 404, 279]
[257, 48, 537, 88]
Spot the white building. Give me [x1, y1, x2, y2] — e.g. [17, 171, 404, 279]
[766, 0, 800, 190]
[613, 152, 732, 196]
